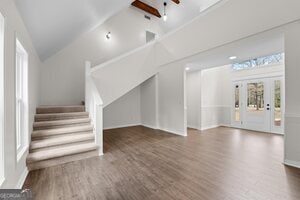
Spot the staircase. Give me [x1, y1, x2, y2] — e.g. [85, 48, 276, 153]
[27, 105, 99, 171]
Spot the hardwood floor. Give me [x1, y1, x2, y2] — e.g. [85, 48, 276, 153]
[23, 126, 300, 200]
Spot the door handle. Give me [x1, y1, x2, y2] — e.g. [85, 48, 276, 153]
[267, 108, 270, 111]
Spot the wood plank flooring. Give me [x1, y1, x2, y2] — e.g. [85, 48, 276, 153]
[23, 126, 300, 200]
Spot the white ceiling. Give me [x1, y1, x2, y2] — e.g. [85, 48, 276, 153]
[186, 31, 284, 71]
[14, 0, 222, 61]
[140, 0, 221, 32]
[15, 0, 132, 60]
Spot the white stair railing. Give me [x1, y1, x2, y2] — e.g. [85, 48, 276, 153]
[85, 61, 103, 156]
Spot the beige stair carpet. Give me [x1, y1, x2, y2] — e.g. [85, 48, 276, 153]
[27, 105, 99, 171]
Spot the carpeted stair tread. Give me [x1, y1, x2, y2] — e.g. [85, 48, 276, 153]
[30, 133, 94, 150]
[27, 143, 98, 163]
[32, 125, 93, 138]
[33, 118, 91, 129]
[36, 105, 85, 114]
[35, 112, 89, 121]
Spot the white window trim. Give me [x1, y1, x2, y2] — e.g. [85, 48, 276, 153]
[15, 37, 29, 162]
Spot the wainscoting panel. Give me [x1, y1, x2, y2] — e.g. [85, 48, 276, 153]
[284, 114, 300, 168]
[201, 106, 231, 130]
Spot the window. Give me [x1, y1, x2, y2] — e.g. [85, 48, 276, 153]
[274, 80, 281, 127]
[247, 82, 264, 113]
[15, 38, 28, 160]
[232, 53, 284, 71]
[0, 12, 4, 185]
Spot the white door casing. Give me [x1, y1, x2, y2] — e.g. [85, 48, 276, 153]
[232, 76, 284, 134]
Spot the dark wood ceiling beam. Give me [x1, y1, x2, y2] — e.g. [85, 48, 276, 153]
[131, 0, 161, 18]
[171, 0, 180, 4]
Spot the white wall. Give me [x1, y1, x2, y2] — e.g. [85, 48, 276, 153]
[186, 65, 232, 130]
[0, 11, 4, 186]
[40, 8, 164, 106]
[103, 85, 141, 130]
[103, 71, 187, 137]
[284, 22, 300, 168]
[141, 76, 158, 129]
[0, 0, 41, 188]
[158, 63, 186, 136]
[186, 71, 201, 129]
[201, 65, 232, 129]
[158, 0, 300, 64]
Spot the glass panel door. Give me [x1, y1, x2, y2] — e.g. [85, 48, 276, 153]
[270, 78, 284, 133]
[232, 82, 242, 128]
[235, 84, 240, 121]
[242, 79, 270, 132]
[232, 77, 284, 134]
[274, 80, 281, 127]
[246, 82, 264, 113]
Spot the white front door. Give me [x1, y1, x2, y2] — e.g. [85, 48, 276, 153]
[243, 79, 270, 132]
[232, 77, 284, 134]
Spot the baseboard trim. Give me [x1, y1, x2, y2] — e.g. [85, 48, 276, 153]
[200, 125, 220, 131]
[187, 125, 200, 130]
[160, 128, 187, 137]
[0, 177, 5, 188]
[104, 123, 142, 130]
[16, 167, 28, 189]
[142, 124, 158, 130]
[104, 124, 186, 136]
[97, 149, 104, 156]
[220, 124, 231, 128]
[284, 159, 300, 169]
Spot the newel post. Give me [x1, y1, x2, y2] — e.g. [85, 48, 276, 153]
[95, 104, 103, 156]
[85, 61, 103, 156]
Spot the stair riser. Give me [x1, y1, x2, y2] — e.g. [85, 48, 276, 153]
[30, 140, 95, 153]
[36, 106, 85, 114]
[35, 115, 89, 122]
[31, 131, 94, 140]
[27, 150, 99, 171]
[27, 145, 98, 163]
[33, 122, 91, 131]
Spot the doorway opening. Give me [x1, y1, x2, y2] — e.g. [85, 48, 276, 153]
[233, 76, 284, 134]
[185, 33, 285, 135]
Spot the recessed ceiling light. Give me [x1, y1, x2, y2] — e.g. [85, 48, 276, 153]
[185, 67, 190, 71]
[229, 56, 237, 60]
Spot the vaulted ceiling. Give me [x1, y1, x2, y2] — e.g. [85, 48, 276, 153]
[15, 0, 221, 61]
